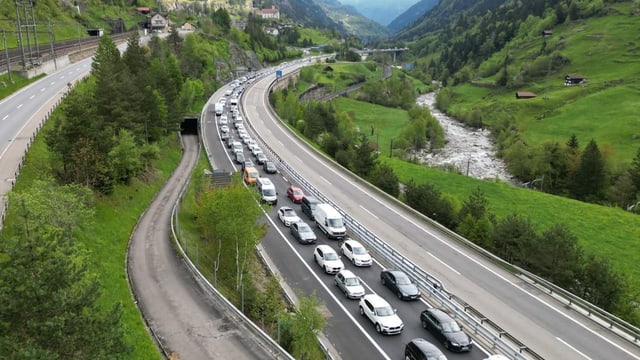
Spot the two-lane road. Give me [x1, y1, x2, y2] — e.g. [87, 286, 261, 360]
[234, 67, 640, 360]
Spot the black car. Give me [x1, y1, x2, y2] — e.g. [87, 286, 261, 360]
[380, 269, 421, 300]
[420, 308, 473, 352]
[225, 136, 236, 148]
[405, 338, 447, 360]
[263, 161, 277, 174]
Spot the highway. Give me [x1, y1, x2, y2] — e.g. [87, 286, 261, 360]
[201, 64, 640, 360]
[204, 79, 488, 360]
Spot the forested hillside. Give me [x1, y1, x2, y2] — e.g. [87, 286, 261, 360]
[388, 0, 640, 212]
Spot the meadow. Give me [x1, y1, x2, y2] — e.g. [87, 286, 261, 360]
[6, 128, 179, 359]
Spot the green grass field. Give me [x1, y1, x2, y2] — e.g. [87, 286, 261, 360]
[448, 6, 640, 167]
[304, 63, 382, 92]
[7, 129, 179, 359]
[320, 70, 640, 295]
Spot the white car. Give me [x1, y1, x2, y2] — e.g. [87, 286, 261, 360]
[313, 245, 344, 274]
[220, 125, 229, 133]
[277, 206, 301, 227]
[340, 239, 373, 267]
[334, 269, 365, 299]
[251, 147, 263, 157]
[218, 115, 228, 125]
[359, 294, 403, 335]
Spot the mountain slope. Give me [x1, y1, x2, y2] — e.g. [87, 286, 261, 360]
[277, 0, 347, 32]
[386, 0, 438, 34]
[315, 0, 390, 41]
[394, 0, 507, 41]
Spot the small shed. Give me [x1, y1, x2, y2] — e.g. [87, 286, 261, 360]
[564, 75, 586, 86]
[516, 91, 537, 99]
[182, 22, 196, 31]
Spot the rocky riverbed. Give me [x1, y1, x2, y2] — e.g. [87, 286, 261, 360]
[414, 93, 516, 184]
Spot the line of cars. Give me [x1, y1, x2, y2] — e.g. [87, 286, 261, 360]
[272, 186, 474, 358]
[212, 85, 483, 360]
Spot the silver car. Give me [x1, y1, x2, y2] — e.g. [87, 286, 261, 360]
[334, 269, 365, 299]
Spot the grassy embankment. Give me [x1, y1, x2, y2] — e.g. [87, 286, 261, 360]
[448, 3, 640, 167]
[289, 63, 640, 295]
[5, 123, 180, 359]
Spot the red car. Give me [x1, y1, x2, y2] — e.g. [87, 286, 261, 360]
[287, 185, 304, 203]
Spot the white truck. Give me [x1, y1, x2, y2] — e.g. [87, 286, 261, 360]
[214, 102, 224, 116]
[315, 203, 346, 239]
[257, 178, 277, 205]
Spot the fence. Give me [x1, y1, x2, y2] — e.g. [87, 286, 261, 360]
[241, 63, 640, 359]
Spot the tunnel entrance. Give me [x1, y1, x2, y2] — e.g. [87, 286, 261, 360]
[181, 115, 199, 135]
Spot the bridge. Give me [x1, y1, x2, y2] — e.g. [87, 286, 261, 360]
[356, 47, 409, 62]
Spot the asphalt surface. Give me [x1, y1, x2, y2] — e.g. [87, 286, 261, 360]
[1, 55, 280, 359]
[127, 134, 275, 359]
[228, 65, 640, 360]
[203, 79, 489, 360]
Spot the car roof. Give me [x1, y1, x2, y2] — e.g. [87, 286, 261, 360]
[316, 244, 335, 253]
[343, 239, 362, 247]
[384, 269, 408, 278]
[409, 338, 443, 356]
[337, 269, 356, 278]
[280, 206, 293, 211]
[362, 293, 389, 306]
[424, 308, 455, 322]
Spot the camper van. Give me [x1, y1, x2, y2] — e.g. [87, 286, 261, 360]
[257, 177, 277, 205]
[314, 203, 346, 239]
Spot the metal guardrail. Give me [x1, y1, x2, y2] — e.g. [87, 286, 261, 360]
[240, 65, 546, 359]
[171, 126, 295, 359]
[249, 62, 640, 357]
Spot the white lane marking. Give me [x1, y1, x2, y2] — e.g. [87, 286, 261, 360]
[50, 81, 55, 86]
[2, 115, 8, 121]
[268, 215, 392, 360]
[557, 337, 593, 360]
[427, 252, 460, 275]
[318, 175, 331, 185]
[249, 80, 640, 360]
[17, 104, 23, 109]
[40, 87, 46, 92]
[359, 205, 379, 220]
[29, 95, 35, 99]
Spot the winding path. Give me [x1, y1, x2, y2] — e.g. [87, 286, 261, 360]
[127, 134, 273, 359]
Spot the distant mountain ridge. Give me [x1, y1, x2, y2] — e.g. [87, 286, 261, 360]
[386, 0, 438, 33]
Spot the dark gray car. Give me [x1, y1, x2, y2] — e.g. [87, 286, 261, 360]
[290, 221, 317, 244]
[420, 308, 473, 352]
[380, 269, 421, 301]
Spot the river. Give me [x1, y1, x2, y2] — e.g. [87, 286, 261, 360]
[415, 93, 515, 184]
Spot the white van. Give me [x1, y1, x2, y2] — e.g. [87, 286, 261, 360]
[257, 177, 277, 205]
[314, 203, 346, 239]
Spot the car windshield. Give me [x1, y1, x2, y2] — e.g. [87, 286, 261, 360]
[344, 277, 359, 286]
[328, 218, 343, 227]
[263, 188, 276, 196]
[284, 209, 297, 217]
[352, 246, 367, 255]
[375, 306, 394, 317]
[324, 252, 338, 260]
[298, 223, 311, 232]
[293, 189, 303, 195]
[441, 321, 462, 333]
[395, 274, 411, 285]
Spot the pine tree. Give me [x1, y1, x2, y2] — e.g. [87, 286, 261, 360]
[570, 139, 606, 201]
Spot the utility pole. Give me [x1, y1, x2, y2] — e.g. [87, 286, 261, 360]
[48, 19, 56, 71]
[2, 31, 11, 82]
[14, 0, 40, 68]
